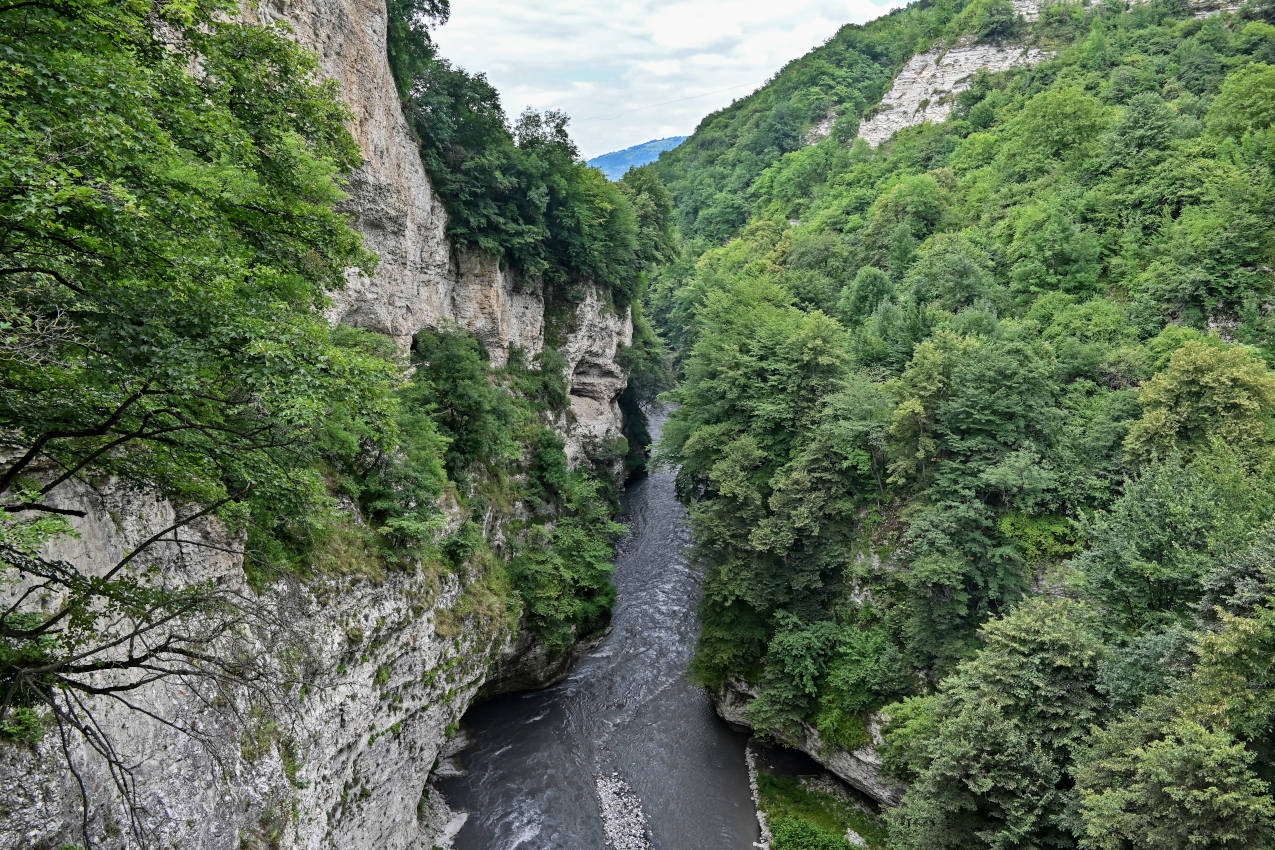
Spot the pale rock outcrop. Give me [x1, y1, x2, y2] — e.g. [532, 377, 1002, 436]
[857, 40, 1050, 147]
[0, 475, 520, 850]
[854, 0, 1050, 147]
[805, 112, 837, 145]
[1011, 0, 1045, 19]
[243, 0, 549, 367]
[559, 287, 635, 470]
[248, 0, 634, 461]
[244, 0, 631, 407]
[856, 0, 1241, 148]
[715, 680, 902, 807]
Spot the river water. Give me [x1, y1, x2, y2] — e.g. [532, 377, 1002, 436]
[438, 413, 759, 850]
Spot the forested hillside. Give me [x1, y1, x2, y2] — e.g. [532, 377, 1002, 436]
[650, 0, 1275, 846]
[651, 0, 966, 247]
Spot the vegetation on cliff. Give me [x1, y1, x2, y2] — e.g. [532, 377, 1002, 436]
[385, 0, 664, 307]
[0, 0, 669, 836]
[652, 0, 1275, 846]
[651, 0, 966, 247]
[0, 0, 398, 774]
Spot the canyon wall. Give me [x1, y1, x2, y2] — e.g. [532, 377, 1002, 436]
[0, 1, 631, 847]
[856, 40, 1050, 147]
[248, 0, 633, 463]
[2, 475, 519, 850]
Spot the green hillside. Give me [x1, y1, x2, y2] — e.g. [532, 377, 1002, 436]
[650, 0, 1275, 846]
[652, 0, 967, 247]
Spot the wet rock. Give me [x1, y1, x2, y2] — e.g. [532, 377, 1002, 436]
[745, 742, 774, 850]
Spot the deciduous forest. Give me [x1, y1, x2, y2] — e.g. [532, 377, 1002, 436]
[650, 0, 1275, 846]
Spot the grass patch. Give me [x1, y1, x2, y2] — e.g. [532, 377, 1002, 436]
[313, 519, 387, 582]
[758, 771, 887, 850]
[814, 705, 871, 753]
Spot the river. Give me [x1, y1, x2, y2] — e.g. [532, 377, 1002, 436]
[438, 412, 760, 849]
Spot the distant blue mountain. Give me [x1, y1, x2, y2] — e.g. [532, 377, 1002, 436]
[587, 136, 687, 181]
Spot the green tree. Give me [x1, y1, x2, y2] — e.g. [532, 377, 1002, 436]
[1075, 450, 1273, 627]
[1077, 719, 1275, 850]
[886, 599, 1106, 850]
[619, 166, 678, 268]
[390, 18, 647, 303]
[974, 0, 1022, 42]
[0, 0, 398, 836]
[1001, 87, 1108, 178]
[1206, 63, 1275, 137]
[412, 329, 517, 481]
[1123, 340, 1275, 467]
[904, 232, 995, 312]
[750, 615, 840, 739]
[837, 266, 894, 325]
[509, 476, 624, 647]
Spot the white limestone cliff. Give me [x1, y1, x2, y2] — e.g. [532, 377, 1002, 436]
[857, 39, 1050, 147]
[0, 1, 633, 847]
[0, 475, 520, 850]
[247, 0, 632, 452]
[856, 0, 1240, 148]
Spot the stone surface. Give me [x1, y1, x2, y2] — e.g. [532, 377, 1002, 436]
[243, 0, 548, 367]
[715, 681, 902, 807]
[745, 741, 774, 850]
[595, 772, 653, 850]
[856, 0, 1240, 149]
[243, 0, 634, 439]
[0, 474, 522, 850]
[559, 287, 635, 470]
[857, 39, 1050, 147]
[478, 621, 610, 698]
[0, 1, 634, 848]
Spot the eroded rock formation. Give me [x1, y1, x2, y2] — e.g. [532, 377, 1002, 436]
[857, 40, 1050, 147]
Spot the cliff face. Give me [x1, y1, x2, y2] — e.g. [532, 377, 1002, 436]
[248, 0, 633, 460]
[855, 0, 1049, 147]
[2, 476, 516, 850]
[245, 0, 539, 362]
[856, 40, 1050, 147]
[0, 2, 632, 848]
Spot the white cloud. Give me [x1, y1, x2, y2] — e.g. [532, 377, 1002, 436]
[431, 0, 903, 158]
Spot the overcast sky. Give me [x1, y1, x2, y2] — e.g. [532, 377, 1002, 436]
[431, 0, 903, 159]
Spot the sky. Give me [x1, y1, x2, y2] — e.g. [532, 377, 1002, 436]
[431, 0, 904, 159]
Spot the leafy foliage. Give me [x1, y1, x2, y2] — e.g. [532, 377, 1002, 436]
[386, 5, 649, 304]
[652, 0, 967, 246]
[0, 0, 411, 833]
[650, 0, 1275, 844]
[0, 2, 640, 837]
[758, 771, 887, 850]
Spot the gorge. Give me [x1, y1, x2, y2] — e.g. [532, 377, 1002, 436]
[440, 413, 758, 850]
[5, 0, 1275, 847]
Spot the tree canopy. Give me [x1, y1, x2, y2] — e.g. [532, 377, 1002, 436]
[650, 0, 1275, 845]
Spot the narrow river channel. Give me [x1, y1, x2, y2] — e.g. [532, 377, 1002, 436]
[438, 412, 760, 849]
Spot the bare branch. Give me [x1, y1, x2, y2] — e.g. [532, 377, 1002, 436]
[0, 502, 87, 516]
